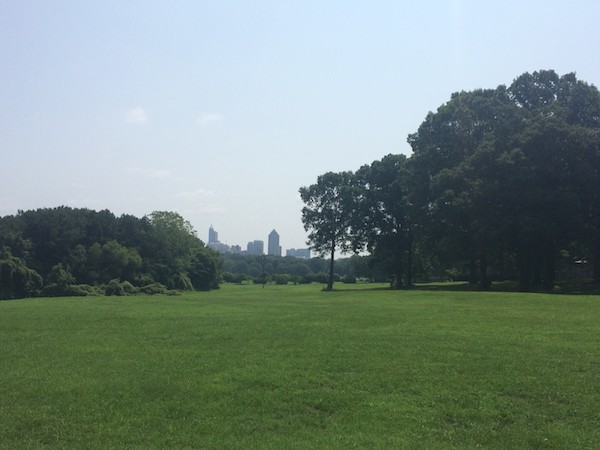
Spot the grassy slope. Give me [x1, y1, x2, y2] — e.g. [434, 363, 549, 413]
[1, 284, 599, 449]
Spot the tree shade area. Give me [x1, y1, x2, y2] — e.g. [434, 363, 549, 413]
[300, 70, 600, 291]
[0, 207, 222, 299]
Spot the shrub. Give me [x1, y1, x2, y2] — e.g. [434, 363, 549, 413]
[105, 279, 125, 296]
[134, 273, 155, 287]
[299, 275, 313, 284]
[274, 274, 291, 285]
[342, 274, 357, 284]
[65, 284, 102, 296]
[140, 283, 168, 295]
[120, 281, 137, 295]
[172, 272, 193, 291]
[311, 272, 329, 284]
[222, 272, 247, 284]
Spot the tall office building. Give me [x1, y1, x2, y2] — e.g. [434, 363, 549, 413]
[268, 229, 281, 256]
[208, 225, 218, 244]
[286, 248, 311, 259]
[247, 240, 264, 255]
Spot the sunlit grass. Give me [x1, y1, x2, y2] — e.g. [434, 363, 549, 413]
[1, 283, 599, 448]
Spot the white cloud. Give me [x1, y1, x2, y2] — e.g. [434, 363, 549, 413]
[197, 112, 224, 126]
[127, 167, 171, 179]
[174, 188, 216, 200]
[126, 107, 148, 124]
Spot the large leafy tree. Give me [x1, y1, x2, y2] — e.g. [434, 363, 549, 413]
[354, 154, 414, 288]
[145, 211, 220, 290]
[299, 171, 357, 290]
[408, 70, 600, 290]
[409, 87, 520, 287]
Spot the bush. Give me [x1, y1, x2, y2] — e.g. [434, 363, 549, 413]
[65, 284, 102, 296]
[172, 272, 193, 291]
[274, 274, 291, 285]
[222, 272, 248, 284]
[120, 281, 137, 295]
[134, 273, 155, 287]
[44, 283, 102, 297]
[299, 275, 313, 284]
[342, 274, 357, 284]
[140, 282, 168, 295]
[311, 272, 329, 284]
[105, 279, 125, 296]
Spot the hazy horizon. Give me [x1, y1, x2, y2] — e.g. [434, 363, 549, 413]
[2, 1, 600, 249]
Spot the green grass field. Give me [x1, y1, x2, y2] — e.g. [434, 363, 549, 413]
[1, 283, 599, 449]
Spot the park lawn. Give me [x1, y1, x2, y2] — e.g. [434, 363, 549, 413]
[1, 283, 599, 449]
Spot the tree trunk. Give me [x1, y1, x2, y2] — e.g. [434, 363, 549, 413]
[479, 250, 490, 289]
[406, 232, 414, 288]
[517, 251, 531, 292]
[393, 244, 403, 289]
[326, 242, 335, 291]
[469, 256, 478, 285]
[393, 270, 403, 289]
[531, 248, 542, 288]
[594, 241, 600, 284]
[542, 251, 555, 291]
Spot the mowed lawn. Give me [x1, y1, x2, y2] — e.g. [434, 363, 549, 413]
[1, 284, 599, 449]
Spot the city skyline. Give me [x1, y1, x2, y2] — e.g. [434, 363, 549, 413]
[207, 225, 309, 257]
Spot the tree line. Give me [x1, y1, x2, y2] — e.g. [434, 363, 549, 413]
[301, 70, 600, 291]
[220, 253, 391, 285]
[0, 207, 222, 299]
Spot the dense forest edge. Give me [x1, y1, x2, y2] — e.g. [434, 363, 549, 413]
[299, 70, 600, 292]
[0, 208, 222, 299]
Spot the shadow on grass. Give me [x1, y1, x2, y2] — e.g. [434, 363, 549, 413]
[413, 280, 600, 296]
[330, 281, 600, 295]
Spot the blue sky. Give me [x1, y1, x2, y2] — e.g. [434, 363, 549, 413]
[2, 1, 600, 250]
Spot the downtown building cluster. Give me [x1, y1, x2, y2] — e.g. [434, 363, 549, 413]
[207, 226, 310, 259]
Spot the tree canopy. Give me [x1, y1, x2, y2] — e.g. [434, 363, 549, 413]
[0, 207, 222, 299]
[300, 70, 600, 291]
[299, 171, 357, 290]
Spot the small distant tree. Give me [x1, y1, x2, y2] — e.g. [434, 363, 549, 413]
[299, 171, 357, 291]
[188, 248, 221, 291]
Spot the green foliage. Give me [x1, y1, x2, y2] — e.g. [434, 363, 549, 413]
[87, 240, 142, 284]
[47, 263, 75, 287]
[342, 274, 357, 284]
[171, 272, 193, 291]
[0, 207, 222, 298]
[188, 248, 221, 291]
[273, 273, 291, 285]
[300, 171, 358, 290]
[105, 279, 125, 296]
[300, 70, 600, 291]
[104, 280, 138, 296]
[0, 249, 43, 299]
[139, 282, 168, 295]
[65, 284, 102, 297]
[119, 281, 137, 295]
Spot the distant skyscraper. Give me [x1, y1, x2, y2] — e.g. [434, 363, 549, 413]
[247, 240, 264, 255]
[286, 248, 311, 259]
[208, 225, 218, 244]
[268, 229, 281, 256]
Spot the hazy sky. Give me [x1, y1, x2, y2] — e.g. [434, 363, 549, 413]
[2, 1, 600, 250]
